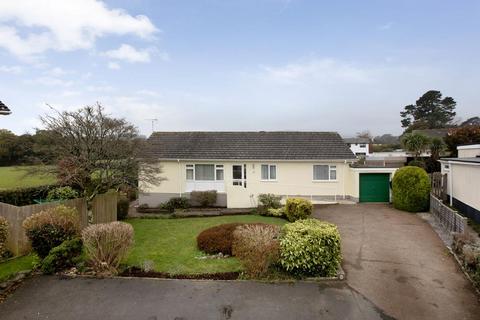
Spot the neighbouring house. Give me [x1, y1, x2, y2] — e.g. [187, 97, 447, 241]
[440, 144, 480, 223]
[0, 100, 11, 115]
[344, 137, 371, 157]
[139, 131, 398, 208]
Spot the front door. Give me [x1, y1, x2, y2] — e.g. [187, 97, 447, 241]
[232, 164, 247, 188]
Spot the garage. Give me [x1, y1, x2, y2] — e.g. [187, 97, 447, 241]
[359, 173, 390, 202]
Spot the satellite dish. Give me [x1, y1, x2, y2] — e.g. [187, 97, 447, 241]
[0, 101, 11, 115]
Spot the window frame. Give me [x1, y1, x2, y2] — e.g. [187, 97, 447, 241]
[261, 164, 277, 181]
[186, 164, 224, 181]
[312, 164, 338, 182]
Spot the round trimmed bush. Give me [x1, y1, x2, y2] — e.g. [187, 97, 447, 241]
[392, 166, 431, 212]
[285, 198, 313, 222]
[197, 223, 266, 255]
[279, 219, 341, 277]
[46, 186, 79, 201]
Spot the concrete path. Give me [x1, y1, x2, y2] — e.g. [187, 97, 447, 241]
[314, 203, 480, 320]
[0, 276, 391, 320]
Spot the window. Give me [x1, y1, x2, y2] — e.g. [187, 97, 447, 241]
[215, 165, 224, 181]
[261, 164, 277, 180]
[186, 165, 194, 180]
[313, 165, 337, 181]
[186, 164, 223, 181]
[359, 144, 366, 148]
[232, 165, 243, 186]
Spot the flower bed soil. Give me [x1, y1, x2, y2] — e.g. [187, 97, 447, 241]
[120, 267, 239, 280]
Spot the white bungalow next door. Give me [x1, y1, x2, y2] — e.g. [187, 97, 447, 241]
[232, 164, 247, 188]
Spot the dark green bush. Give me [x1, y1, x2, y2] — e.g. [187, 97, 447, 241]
[165, 197, 189, 212]
[23, 205, 80, 258]
[41, 238, 83, 274]
[190, 190, 217, 207]
[407, 159, 426, 170]
[0, 184, 59, 206]
[279, 219, 341, 277]
[46, 186, 79, 201]
[285, 198, 313, 222]
[392, 166, 431, 212]
[117, 197, 130, 220]
[258, 194, 282, 209]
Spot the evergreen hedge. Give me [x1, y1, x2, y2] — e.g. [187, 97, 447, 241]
[392, 166, 431, 212]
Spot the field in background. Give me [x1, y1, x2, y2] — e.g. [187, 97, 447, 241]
[0, 166, 57, 190]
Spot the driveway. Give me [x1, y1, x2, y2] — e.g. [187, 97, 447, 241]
[314, 203, 480, 320]
[0, 276, 391, 320]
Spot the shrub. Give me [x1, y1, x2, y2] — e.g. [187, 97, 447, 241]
[266, 207, 285, 217]
[0, 217, 9, 258]
[40, 238, 83, 274]
[232, 224, 280, 277]
[279, 219, 341, 277]
[117, 196, 130, 220]
[23, 205, 80, 258]
[82, 221, 134, 274]
[197, 223, 266, 255]
[392, 166, 431, 212]
[407, 159, 426, 170]
[285, 198, 313, 222]
[258, 194, 282, 209]
[46, 186, 79, 201]
[165, 197, 189, 212]
[0, 184, 59, 206]
[190, 190, 217, 207]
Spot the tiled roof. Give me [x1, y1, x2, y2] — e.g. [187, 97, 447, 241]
[145, 131, 356, 160]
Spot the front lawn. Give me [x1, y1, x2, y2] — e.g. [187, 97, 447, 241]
[125, 215, 286, 274]
[0, 166, 56, 190]
[0, 254, 35, 282]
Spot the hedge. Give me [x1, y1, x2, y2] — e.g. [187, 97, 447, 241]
[279, 219, 341, 277]
[392, 166, 431, 212]
[0, 184, 60, 206]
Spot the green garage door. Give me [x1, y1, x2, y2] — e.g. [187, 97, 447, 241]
[359, 173, 390, 202]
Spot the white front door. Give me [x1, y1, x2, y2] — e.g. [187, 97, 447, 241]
[232, 164, 247, 188]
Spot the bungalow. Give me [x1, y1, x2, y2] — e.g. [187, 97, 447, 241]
[440, 144, 480, 223]
[140, 131, 397, 208]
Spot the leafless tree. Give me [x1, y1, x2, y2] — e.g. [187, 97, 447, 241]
[40, 103, 163, 202]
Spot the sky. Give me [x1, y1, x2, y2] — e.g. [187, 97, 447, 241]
[0, 0, 479, 137]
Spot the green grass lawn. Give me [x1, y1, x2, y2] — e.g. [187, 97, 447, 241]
[0, 166, 57, 190]
[125, 215, 286, 274]
[0, 254, 35, 282]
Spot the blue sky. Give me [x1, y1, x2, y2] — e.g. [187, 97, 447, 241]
[0, 0, 479, 137]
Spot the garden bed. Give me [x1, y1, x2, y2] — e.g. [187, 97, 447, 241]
[120, 267, 239, 280]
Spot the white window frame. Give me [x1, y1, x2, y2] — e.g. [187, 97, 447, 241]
[186, 164, 224, 181]
[312, 164, 337, 182]
[261, 164, 277, 181]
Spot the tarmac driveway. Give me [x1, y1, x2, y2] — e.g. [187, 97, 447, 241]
[314, 203, 480, 320]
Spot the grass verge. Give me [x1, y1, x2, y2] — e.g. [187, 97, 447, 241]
[0, 166, 56, 190]
[0, 254, 35, 282]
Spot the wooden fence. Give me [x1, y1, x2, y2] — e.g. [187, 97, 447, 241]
[430, 193, 467, 234]
[431, 172, 448, 202]
[0, 193, 117, 256]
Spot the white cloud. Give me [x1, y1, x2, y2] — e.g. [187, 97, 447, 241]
[259, 58, 371, 85]
[0, 65, 23, 74]
[25, 76, 74, 87]
[47, 67, 68, 77]
[107, 61, 121, 70]
[103, 44, 151, 63]
[0, 0, 158, 57]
